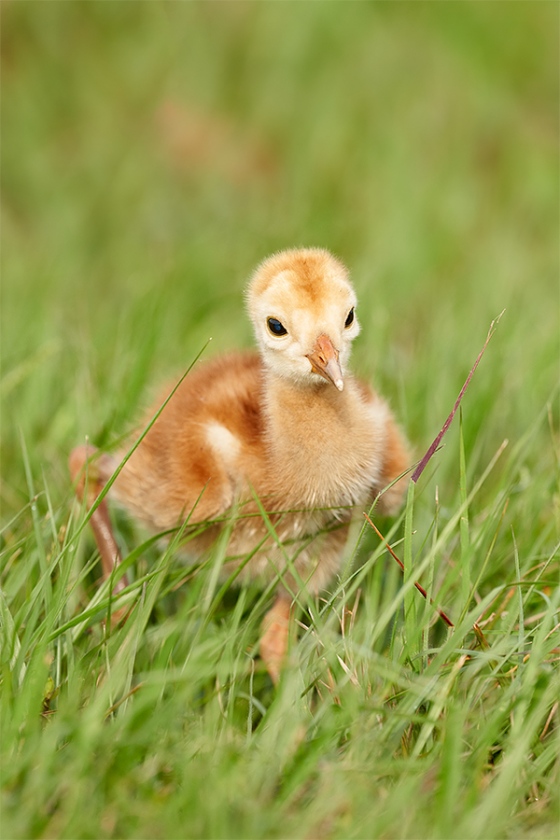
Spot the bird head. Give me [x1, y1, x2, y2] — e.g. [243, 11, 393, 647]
[246, 248, 360, 391]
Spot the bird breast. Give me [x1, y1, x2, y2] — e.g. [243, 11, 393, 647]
[261, 374, 390, 513]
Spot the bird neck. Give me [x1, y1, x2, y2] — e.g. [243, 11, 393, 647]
[262, 368, 354, 447]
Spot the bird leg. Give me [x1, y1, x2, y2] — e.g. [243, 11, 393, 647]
[260, 593, 293, 684]
[69, 444, 129, 621]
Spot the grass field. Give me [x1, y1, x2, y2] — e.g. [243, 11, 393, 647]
[1, 4, 559, 839]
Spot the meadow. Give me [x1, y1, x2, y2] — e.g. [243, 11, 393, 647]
[1, 4, 559, 839]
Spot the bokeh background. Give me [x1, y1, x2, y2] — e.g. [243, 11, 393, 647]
[2, 2, 558, 523]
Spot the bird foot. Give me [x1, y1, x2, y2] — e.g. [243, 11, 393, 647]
[260, 596, 292, 684]
[69, 444, 130, 607]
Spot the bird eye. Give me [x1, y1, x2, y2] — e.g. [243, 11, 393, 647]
[267, 317, 288, 337]
[345, 308, 355, 328]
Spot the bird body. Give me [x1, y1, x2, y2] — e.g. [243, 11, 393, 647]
[71, 248, 410, 679]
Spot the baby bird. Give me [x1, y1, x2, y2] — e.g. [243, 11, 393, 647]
[70, 248, 410, 682]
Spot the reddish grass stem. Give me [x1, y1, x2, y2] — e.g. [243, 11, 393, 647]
[411, 311, 504, 484]
[364, 513, 454, 628]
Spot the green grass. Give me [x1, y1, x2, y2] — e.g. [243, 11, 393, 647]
[1, 3, 559, 839]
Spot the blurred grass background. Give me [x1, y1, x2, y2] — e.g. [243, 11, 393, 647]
[1, 3, 559, 839]
[2, 2, 557, 488]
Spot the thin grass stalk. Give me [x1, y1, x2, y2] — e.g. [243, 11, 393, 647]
[403, 481, 421, 664]
[411, 311, 504, 484]
[459, 409, 471, 607]
[20, 430, 52, 609]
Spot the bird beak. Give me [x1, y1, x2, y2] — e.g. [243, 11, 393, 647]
[306, 334, 344, 391]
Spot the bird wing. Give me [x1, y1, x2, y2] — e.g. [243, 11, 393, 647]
[111, 351, 266, 531]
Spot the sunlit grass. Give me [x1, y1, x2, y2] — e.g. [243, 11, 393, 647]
[2, 411, 558, 838]
[1, 3, 558, 839]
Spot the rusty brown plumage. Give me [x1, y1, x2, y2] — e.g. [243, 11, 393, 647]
[70, 248, 410, 682]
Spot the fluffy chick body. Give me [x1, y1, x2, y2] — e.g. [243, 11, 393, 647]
[96, 248, 409, 596]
